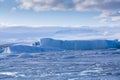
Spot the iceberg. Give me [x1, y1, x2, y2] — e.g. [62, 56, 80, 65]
[40, 38, 120, 50]
[6, 38, 120, 53]
[0, 48, 4, 53]
[10, 45, 62, 53]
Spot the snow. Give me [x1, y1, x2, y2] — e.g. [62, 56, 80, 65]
[0, 72, 25, 77]
[1, 26, 120, 80]
[0, 50, 120, 80]
[3, 47, 11, 53]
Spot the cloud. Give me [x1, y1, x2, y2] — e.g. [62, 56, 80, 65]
[15, 0, 120, 22]
[16, 0, 73, 11]
[73, 0, 120, 22]
[73, 0, 120, 11]
[11, 7, 17, 12]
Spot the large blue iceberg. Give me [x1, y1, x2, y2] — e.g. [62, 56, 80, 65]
[7, 38, 120, 53]
[39, 38, 120, 50]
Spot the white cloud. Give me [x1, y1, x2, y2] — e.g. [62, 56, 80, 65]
[73, 0, 120, 22]
[0, 22, 20, 27]
[16, 0, 73, 11]
[15, 0, 120, 22]
[11, 7, 17, 11]
[111, 16, 120, 21]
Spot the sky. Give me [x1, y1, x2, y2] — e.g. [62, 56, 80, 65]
[0, 0, 120, 27]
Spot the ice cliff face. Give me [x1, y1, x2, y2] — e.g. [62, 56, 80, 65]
[40, 38, 120, 50]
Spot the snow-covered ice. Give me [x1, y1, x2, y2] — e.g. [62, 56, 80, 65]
[0, 26, 120, 80]
[0, 49, 120, 80]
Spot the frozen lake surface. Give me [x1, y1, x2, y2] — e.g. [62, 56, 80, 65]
[0, 50, 120, 80]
